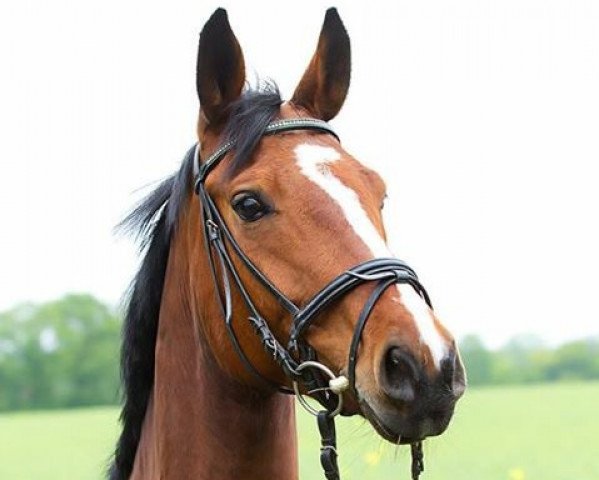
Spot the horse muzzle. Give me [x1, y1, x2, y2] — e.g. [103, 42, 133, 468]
[358, 345, 466, 444]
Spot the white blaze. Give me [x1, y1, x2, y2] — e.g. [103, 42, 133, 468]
[394, 285, 448, 369]
[294, 144, 389, 257]
[294, 143, 448, 369]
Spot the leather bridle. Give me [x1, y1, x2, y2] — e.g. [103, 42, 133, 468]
[193, 118, 431, 480]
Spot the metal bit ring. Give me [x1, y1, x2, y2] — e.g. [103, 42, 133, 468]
[292, 360, 348, 418]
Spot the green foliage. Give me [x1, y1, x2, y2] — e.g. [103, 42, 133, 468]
[0, 294, 120, 411]
[458, 335, 493, 384]
[460, 334, 599, 386]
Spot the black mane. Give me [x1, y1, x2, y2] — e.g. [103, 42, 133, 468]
[223, 81, 282, 176]
[108, 145, 194, 480]
[109, 84, 282, 480]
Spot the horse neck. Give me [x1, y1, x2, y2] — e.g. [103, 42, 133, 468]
[131, 207, 298, 480]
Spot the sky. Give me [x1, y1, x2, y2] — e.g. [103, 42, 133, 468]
[0, 0, 597, 348]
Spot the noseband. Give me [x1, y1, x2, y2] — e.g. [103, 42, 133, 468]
[193, 118, 431, 480]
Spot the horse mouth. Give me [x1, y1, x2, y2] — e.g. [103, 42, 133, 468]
[356, 391, 454, 445]
[358, 399, 419, 445]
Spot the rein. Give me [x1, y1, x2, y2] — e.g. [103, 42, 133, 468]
[193, 118, 431, 480]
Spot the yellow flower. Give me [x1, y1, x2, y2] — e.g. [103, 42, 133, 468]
[364, 450, 382, 467]
[508, 467, 525, 480]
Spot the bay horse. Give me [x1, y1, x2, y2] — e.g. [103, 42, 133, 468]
[110, 8, 466, 480]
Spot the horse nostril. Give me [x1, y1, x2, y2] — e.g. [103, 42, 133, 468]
[381, 347, 418, 404]
[452, 353, 467, 399]
[442, 350, 467, 399]
[441, 353, 456, 387]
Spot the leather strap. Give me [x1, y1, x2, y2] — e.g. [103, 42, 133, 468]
[318, 411, 339, 480]
[411, 441, 425, 480]
[347, 277, 398, 391]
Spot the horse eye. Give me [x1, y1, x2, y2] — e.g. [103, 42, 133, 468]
[231, 192, 270, 222]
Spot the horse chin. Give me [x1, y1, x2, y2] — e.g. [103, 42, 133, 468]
[358, 399, 412, 444]
[355, 391, 451, 445]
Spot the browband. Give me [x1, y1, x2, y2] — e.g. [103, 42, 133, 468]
[194, 118, 338, 188]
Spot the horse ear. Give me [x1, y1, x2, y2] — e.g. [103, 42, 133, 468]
[196, 8, 245, 125]
[291, 8, 351, 121]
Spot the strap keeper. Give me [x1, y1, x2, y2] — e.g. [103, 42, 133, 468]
[206, 220, 220, 241]
[194, 169, 208, 194]
[194, 177, 202, 194]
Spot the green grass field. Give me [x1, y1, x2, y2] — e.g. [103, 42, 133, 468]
[0, 382, 597, 479]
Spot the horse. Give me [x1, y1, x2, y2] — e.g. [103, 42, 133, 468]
[110, 8, 466, 480]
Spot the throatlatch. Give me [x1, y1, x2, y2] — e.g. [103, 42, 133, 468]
[193, 118, 432, 480]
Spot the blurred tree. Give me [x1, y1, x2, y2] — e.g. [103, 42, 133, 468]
[458, 334, 599, 386]
[492, 334, 547, 384]
[0, 295, 120, 410]
[459, 335, 493, 385]
[544, 339, 599, 381]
